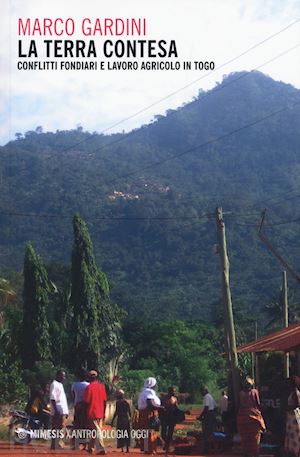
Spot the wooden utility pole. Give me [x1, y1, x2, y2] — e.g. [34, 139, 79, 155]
[282, 270, 290, 378]
[216, 207, 239, 411]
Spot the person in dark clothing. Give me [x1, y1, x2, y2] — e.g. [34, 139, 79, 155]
[198, 386, 217, 453]
[111, 390, 131, 452]
[72, 367, 89, 429]
[26, 383, 51, 427]
[37, 382, 51, 427]
[160, 387, 188, 453]
[160, 387, 178, 453]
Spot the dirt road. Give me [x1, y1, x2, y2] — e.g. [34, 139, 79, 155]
[0, 443, 238, 457]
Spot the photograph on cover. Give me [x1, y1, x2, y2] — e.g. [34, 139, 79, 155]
[0, 0, 300, 455]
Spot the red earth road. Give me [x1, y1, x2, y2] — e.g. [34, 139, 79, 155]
[0, 411, 241, 456]
[0, 443, 239, 457]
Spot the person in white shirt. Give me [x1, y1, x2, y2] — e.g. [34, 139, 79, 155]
[198, 387, 216, 452]
[72, 372, 89, 406]
[50, 369, 69, 450]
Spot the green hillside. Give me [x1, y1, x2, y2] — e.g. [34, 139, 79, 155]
[1, 70, 300, 321]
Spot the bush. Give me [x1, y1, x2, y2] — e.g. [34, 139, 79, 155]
[0, 358, 27, 404]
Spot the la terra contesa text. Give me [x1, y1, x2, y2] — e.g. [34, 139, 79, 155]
[18, 17, 178, 58]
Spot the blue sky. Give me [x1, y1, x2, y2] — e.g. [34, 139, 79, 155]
[1, 0, 300, 145]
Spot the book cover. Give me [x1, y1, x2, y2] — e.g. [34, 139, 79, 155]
[0, 0, 300, 454]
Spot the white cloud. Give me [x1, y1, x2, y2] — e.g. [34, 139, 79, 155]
[0, 0, 299, 144]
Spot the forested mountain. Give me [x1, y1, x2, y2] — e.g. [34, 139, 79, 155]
[1, 70, 300, 322]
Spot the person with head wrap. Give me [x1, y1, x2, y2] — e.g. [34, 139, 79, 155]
[237, 376, 266, 457]
[284, 375, 300, 456]
[111, 390, 131, 453]
[137, 377, 164, 454]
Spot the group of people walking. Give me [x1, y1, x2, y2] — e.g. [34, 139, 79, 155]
[25, 370, 300, 456]
[27, 372, 186, 454]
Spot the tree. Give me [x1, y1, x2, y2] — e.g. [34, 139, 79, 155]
[122, 320, 225, 399]
[70, 214, 125, 374]
[70, 214, 103, 371]
[0, 326, 27, 403]
[21, 243, 51, 369]
[35, 126, 43, 134]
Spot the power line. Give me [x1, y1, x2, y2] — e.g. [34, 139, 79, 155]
[17, 19, 300, 159]
[266, 216, 300, 227]
[225, 211, 261, 218]
[0, 207, 264, 224]
[233, 222, 260, 227]
[231, 214, 300, 228]
[0, 209, 214, 222]
[1, 206, 297, 236]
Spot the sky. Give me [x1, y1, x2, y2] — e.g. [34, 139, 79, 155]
[0, 0, 300, 145]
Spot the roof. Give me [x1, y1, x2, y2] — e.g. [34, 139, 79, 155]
[237, 321, 300, 353]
